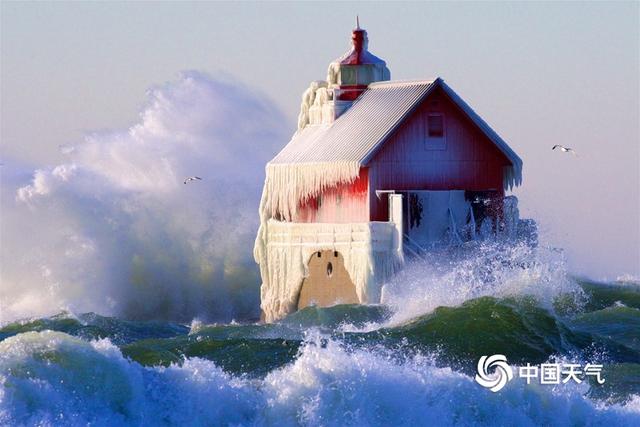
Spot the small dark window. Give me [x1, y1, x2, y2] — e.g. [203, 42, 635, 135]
[317, 251, 322, 258]
[428, 114, 444, 138]
[326, 262, 333, 277]
[333, 251, 338, 257]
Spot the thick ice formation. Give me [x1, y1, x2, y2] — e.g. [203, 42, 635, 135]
[260, 162, 361, 222]
[255, 219, 402, 323]
[297, 81, 329, 130]
[255, 23, 525, 323]
[254, 157, 382, 322]
[255, 155, 388, 322]
[406, 191, 475, 245]
[296, 24, 390, 132]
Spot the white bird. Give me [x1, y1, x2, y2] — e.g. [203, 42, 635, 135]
[59, 144, 75, 155]
[183, 176, 202, 184]
[552, 145, 577, 156]
[473, 197, 491, 206]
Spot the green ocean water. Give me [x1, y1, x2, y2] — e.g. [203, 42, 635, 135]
[1, 277, 639, 426]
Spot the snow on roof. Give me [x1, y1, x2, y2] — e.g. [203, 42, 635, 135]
[271, 80, 436, 165]
[271, 78, 521, 183]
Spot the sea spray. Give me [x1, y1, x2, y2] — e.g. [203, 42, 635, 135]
[0, 331, 259, 426]
[381, 241, 586, 327]
[1, 72, 288, 324]
[1, 328, 639, 426]
[2, 96, 639, 423]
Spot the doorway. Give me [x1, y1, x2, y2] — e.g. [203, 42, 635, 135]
[297, 250, 359, 310]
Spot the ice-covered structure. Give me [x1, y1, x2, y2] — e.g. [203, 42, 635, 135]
[255, 21, 528, 322]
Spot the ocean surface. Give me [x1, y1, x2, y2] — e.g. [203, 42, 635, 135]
[1, 245, 639, 426]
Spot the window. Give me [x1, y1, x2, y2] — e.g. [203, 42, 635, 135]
[428, 114, 444, 138]
[339, 66, 357, 85]
[425, 113, 446, 150]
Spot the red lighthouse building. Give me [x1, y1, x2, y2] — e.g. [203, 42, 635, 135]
[255, 22, 525, 322]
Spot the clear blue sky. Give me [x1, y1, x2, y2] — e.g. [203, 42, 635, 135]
[2, 1, 639, 277]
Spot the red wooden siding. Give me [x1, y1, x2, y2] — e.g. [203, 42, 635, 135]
[295, 168, 369, 223]
[367, 86, 510, 221]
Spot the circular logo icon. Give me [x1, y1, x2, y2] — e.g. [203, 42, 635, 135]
[475, 354, 514, 392]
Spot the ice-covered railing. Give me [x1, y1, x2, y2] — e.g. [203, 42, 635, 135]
[255, 220, 403, 322]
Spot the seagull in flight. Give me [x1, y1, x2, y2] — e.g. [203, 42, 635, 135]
[552, 145, 577, 156]
[183, 176, 202, 185]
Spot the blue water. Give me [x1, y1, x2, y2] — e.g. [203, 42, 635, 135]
[1, 271, 639, 426]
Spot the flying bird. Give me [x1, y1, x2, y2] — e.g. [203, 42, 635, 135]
[552, 145, 577, 156]
[183, 176, 202, 185]
[59, 144, 75, 155]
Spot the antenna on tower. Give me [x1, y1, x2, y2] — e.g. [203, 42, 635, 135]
[356, 15, 360, 30]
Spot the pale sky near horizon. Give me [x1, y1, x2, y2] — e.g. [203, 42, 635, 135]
[1, 1, 639, 278]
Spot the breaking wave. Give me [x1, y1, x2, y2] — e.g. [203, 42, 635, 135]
[380, 242, 583, 326]
[2, 245, 640, 425]
[1, 328, 639, 427]
[2, 72, 639, 425]
[1, 71, 288, 324]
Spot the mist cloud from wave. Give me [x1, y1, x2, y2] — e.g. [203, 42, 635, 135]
[1, 71, 287, 323]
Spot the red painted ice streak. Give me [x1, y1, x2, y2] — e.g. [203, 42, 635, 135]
[295, 169, 369, 223]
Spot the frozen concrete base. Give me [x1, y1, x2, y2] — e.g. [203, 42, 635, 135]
[254, 219, 402, 322]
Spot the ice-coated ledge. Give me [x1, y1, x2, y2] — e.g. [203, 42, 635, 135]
[255, 219, 403, 323]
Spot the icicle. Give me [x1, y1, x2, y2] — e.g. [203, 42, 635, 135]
[253, 159, 370, 322]
[262, 161, 361, 222]
[503, 165, 522, 191]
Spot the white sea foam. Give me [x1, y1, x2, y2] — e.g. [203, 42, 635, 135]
[380, 242, 585, 327]
[1, 331, 638, 426]
[616, 274, 640, 286]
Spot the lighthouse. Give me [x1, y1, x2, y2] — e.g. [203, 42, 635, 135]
[254, 22, 527, 323]
[297, 18, 390, 130]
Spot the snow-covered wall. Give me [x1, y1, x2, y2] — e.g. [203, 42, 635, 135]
[254, 219, 402, 322]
